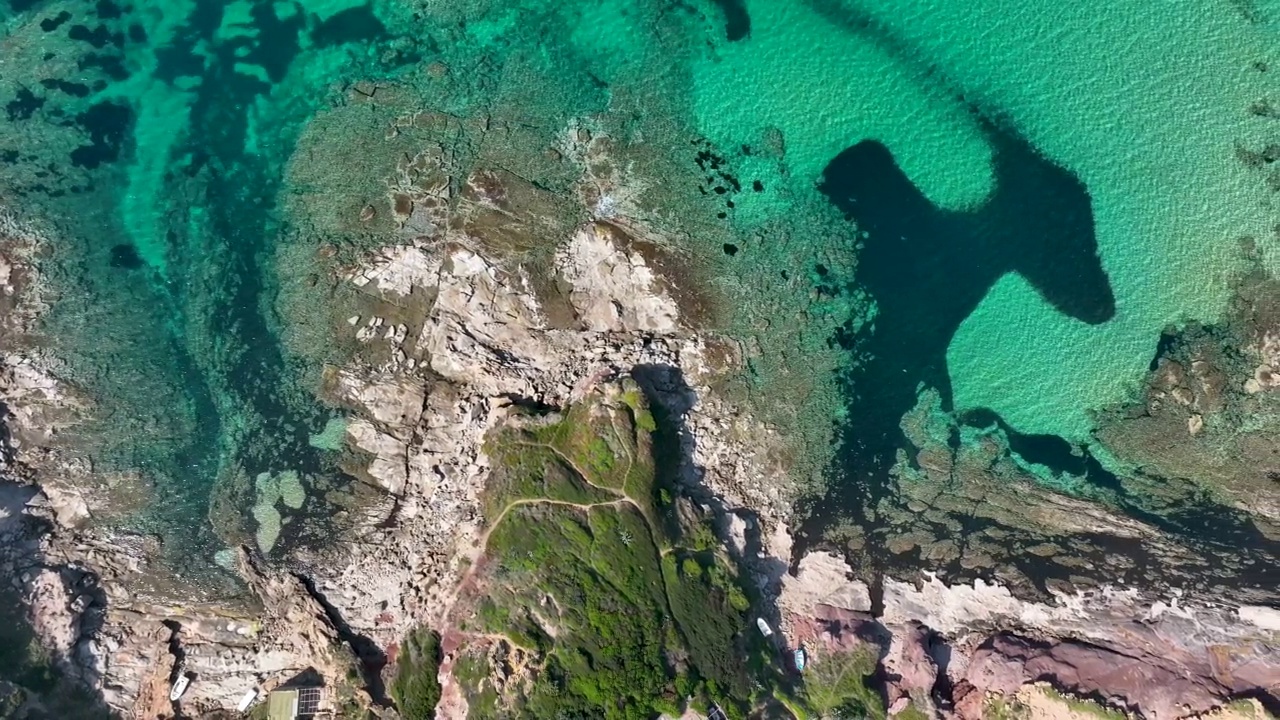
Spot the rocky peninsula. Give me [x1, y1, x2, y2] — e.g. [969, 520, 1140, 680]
[1, 106, 1278, 719]
[1, 1, 1279, 715]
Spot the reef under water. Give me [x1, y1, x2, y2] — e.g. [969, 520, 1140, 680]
[2, 0, 1278, 600]
[0, 0, 420, 586]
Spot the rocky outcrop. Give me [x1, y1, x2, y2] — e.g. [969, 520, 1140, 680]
[94, 548, 360, 717]
[0, 131, 773, 717]
[0, 478, 371, 719]
[1095, 269, 1280, 549]
[5, 119, 1279, 720]
[288, 132, 798, 684]
[0, 221, 368, 718]
[308, 222, 787, 645]
[776, 553, 1280, 720]
[780, 550, 874, 616]
[554, 222, 680, 334]
[958, 633, 1262, 720]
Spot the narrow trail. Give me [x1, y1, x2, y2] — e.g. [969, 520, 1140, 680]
[476, 495, 632, 551]
[513, 437, 633, 496]
[438, 418, 665, 652]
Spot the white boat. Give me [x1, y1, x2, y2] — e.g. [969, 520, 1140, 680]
[169, 673, 191, 701]
[236, 688, 258, 712]
[755, 617, 773, 637]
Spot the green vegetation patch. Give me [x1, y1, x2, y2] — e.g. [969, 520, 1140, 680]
[620, 388, 659, 434]
[484, 503, 670, 717]
[391, 628, 443, 720]
[481, 437, 619, 520]
[798, 646, 887, 720]
[484, 378, 666, 544]
[467, 381, 774, 718]
[529, 401, 619, 489]
[896, 702, 931, 720]
[985, 696, 1030, 720]
[1042, 687, 1130, 720]
[661, 551, 752, 700]
[453, 652, 502, 720]
[534, 380, 659, 503]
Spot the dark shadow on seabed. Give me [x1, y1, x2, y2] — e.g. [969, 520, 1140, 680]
[799, 116, 1115, 543]
[797, 113, 1280, 595]
[708, 0, 751, 41]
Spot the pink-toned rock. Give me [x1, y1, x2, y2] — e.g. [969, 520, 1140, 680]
[958, 633, 1269, 720]
[883, 622, 939, 710]
[787, 603, 882, 656]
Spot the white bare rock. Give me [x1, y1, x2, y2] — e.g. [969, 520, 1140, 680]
[417, 245, 555, 393]
[555, 222, 679, 334]
[882, 574, 1029, 633]
[345, 418, 410, 494]
[295, 219, 796, 667]
[779, 550, 873, 618]
[349, 242, 440, 297]
[1238, 604, 1280, 632]
[335, 368, 425, 432]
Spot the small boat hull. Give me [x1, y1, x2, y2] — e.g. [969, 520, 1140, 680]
[169, 674, 191, 701]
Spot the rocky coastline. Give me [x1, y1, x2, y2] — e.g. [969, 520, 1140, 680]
[2, 146, 1279, 720]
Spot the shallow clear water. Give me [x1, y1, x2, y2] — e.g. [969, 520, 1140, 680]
[2, 0, 1277, 588]
[0, 0, 419, 583]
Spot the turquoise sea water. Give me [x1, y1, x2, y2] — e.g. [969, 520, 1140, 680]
[0, 0, 422, 584]
[2, 0, 1277, 587]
